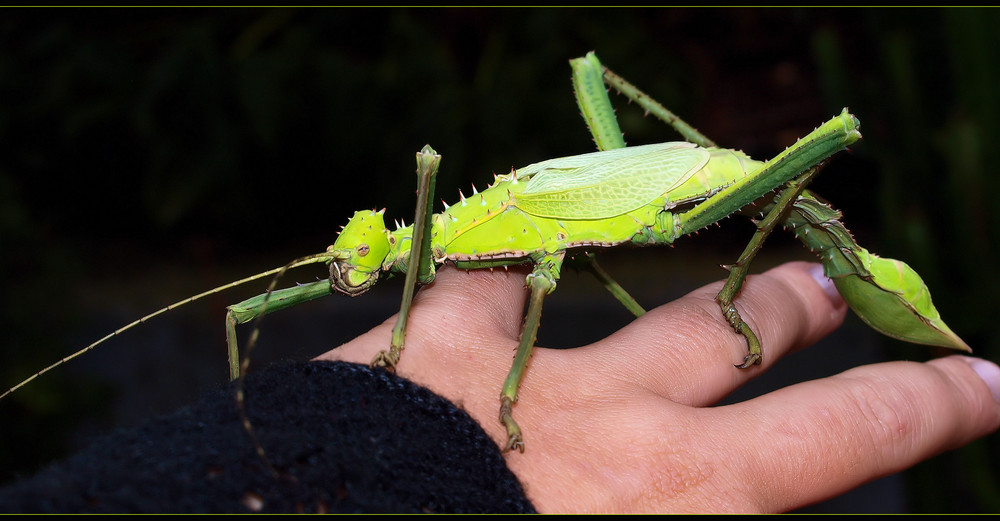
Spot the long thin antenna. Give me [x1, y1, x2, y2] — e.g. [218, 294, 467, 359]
[1, 255, 330, 402]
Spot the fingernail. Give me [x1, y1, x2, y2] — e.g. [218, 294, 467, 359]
[964, 357, 1000, 404]
[807, 263, 844, 307]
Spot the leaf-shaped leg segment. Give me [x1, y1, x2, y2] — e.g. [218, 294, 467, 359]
[500, 253, 564, 453]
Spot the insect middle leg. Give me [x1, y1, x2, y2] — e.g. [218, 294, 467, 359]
[499, 252, 563, 453]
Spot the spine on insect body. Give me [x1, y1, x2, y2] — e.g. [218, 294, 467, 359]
[374, 111, 857, 289]
[383, 146, 771, 272]
[388, 170, 658, 271]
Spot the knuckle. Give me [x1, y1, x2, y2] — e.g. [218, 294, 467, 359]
[844, 376, 914, 452]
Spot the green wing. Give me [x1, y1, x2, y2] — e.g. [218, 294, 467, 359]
[515, 142, 709, 219]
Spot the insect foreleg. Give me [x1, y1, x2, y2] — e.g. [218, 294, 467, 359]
[228, 252, 346, 476]
[372, 145, 441, 371]
[225, 279, 334, 380]
[499, 252, 564, 453]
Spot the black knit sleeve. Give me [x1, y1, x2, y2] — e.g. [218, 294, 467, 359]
[0, 361, 536, 513]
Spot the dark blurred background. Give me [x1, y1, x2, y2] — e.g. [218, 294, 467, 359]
[0, 7, 996, 512]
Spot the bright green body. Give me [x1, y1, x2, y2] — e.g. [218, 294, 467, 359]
[235, 87, 964, 452]
[370, 144, 761, 277]
[2, 52, 969, 458]
[332, 106, 864, 297]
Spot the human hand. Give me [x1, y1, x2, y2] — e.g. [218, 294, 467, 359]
[316, 261, 1000, 513]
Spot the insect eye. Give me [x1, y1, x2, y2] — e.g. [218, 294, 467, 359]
[357, 244, 370, 256]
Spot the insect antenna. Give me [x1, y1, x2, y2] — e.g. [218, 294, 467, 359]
[0, 263, 325, 403]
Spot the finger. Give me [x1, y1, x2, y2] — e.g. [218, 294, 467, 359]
[318, 265, 529, 372]
[576, 261, 847, 406]
[715, 355, 1000, 512]
[407, 265, 532, 344]
[316, 265, 533, 446]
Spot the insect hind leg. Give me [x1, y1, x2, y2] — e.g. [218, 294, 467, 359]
[715, 165, 823, 368]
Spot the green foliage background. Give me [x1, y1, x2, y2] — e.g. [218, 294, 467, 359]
[0, 8, 996, 512]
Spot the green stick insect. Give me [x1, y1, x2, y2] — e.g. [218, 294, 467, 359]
[2, 52, 969, 457]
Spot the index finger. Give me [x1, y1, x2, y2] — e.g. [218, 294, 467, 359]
[572, 262, 848, 406]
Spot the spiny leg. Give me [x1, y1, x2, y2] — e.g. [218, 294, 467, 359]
[600, 63, 718, 148]
[577, 253, 645, 318]
[568, 54, 646, 319]
[372, 145, 441, 370]
[594, 57, 849, 365]
[716, 163, 825, 367]
[500, 253, 563, 453]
